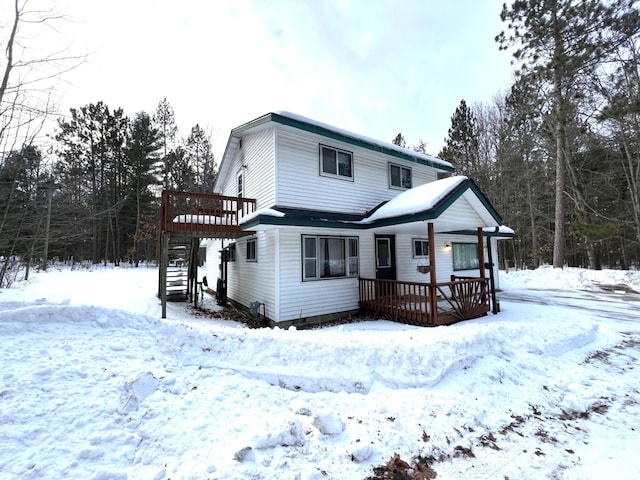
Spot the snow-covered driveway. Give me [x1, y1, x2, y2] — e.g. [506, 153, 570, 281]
[1, 266, 639, 479]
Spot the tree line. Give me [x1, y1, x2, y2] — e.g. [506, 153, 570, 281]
[0, 97, 216, 285]
[2, 0, 640, 282]
[396, 0, 640, 270]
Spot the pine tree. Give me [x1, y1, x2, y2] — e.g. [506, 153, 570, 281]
[497, 0, 640, 268]
[185, 124, 216, 193]
[153, 98, 178, 191]
[125, 112, 161, 266]
[391, 133, 406, 148]
[438, 99, 479, 178]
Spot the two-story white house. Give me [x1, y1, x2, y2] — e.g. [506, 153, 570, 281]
[159, 111, 514, 326]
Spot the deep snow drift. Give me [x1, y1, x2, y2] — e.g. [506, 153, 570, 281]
[0, 265, 639, 479]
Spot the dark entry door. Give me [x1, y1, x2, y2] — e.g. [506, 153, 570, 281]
[375, 235, 396, 280]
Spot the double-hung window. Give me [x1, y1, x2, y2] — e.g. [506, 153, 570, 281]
[453, 243, 479, 271]
[302, 235, 359, 280]
[320, 145, 353, 180]
[246, 238, 256, 262]
[389, 163, 412, 189]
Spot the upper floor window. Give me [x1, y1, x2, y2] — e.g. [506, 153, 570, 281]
[237, 170, 244, 198]
[320, 145, 353, 180]
[389, 163, 412, 190]
[413, 239, 429, 258]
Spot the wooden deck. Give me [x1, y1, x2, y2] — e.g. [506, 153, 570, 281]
[158, 190, 256, 318]
[358, 276, 490, 326]
[160, 190, 256, 237]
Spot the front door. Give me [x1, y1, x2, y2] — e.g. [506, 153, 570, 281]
[375, 235, 396, 280]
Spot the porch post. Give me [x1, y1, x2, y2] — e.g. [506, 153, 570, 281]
[477, 227, 485, 279]
[428, 222, 436, 283]
[428, 222, 437, 324]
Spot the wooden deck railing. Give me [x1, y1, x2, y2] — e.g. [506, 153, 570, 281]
[359, 277, 490, 326]
[160, 190, 257, 236]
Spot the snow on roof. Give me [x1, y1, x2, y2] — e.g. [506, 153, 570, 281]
[361, 175, 468, 223]
[240, 207, 286, 226]
[484, 225, 516, 236]
[273, 111, 453, 170]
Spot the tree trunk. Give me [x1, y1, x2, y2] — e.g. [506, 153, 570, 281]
[553, 121, 567, 268]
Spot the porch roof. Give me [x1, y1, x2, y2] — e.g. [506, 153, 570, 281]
[240, 176, 513, 236]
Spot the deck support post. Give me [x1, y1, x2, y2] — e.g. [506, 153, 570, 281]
[161, 232, 169, 319]
[427, 222, 437, 325]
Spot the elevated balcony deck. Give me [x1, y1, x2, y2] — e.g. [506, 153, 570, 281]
[160, 190, 256, 238]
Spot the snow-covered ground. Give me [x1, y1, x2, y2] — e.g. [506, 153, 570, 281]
[1, 265, 639, 479]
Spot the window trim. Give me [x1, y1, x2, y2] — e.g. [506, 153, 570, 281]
[237, 170, 244, 198]
[246, 238, 257, 262]
[302, 235, 359, 281]
[412, 238, 429, 258]
[389, 162, 412, 190]
[319, 144, 354, 181]
[452, 242, 479, 271]
[225, 243, 236, 262]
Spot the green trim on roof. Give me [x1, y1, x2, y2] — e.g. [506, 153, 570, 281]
[241, 178, 505, 231]
[444, 229, 516, 238]
[233, 112, 455, 173]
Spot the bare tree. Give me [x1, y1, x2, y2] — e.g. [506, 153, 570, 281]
[0, 0, 86, 275]
[0, 0, 85, 152]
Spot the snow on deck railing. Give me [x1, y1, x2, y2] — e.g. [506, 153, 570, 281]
[160, 190, 256, 235]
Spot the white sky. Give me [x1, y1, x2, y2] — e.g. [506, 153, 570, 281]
[48, 0, 514, 156]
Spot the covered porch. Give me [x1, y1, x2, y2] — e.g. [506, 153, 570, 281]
[358, 223, 494, 326]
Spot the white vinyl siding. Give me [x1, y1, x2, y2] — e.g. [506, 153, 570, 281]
[277, 227, 372, 322]
[218, 128, 276, 210]
[276, 127, 437, 213]
[225, 231, 276, 319]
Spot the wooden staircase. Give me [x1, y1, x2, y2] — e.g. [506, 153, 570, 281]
[158, 190, 256, 318]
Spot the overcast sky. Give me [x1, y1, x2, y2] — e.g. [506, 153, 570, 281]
[54, 0, 515, 157]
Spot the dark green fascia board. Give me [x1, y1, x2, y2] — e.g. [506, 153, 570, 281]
[241, 178, 504, 231]
[443, 229, 516, 238]
[365, 178, 503, 228]
[241, 215, 369, 231]
[233, 112, 456, 173]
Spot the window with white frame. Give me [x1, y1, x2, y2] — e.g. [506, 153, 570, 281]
[389, 163, 412, 189]
[320, 145, 353, 180]
[246, 238, 256, 262]
[413, 239, 429, 258]
[453, 242, 479, 271]
[302, 235, 359, 280]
